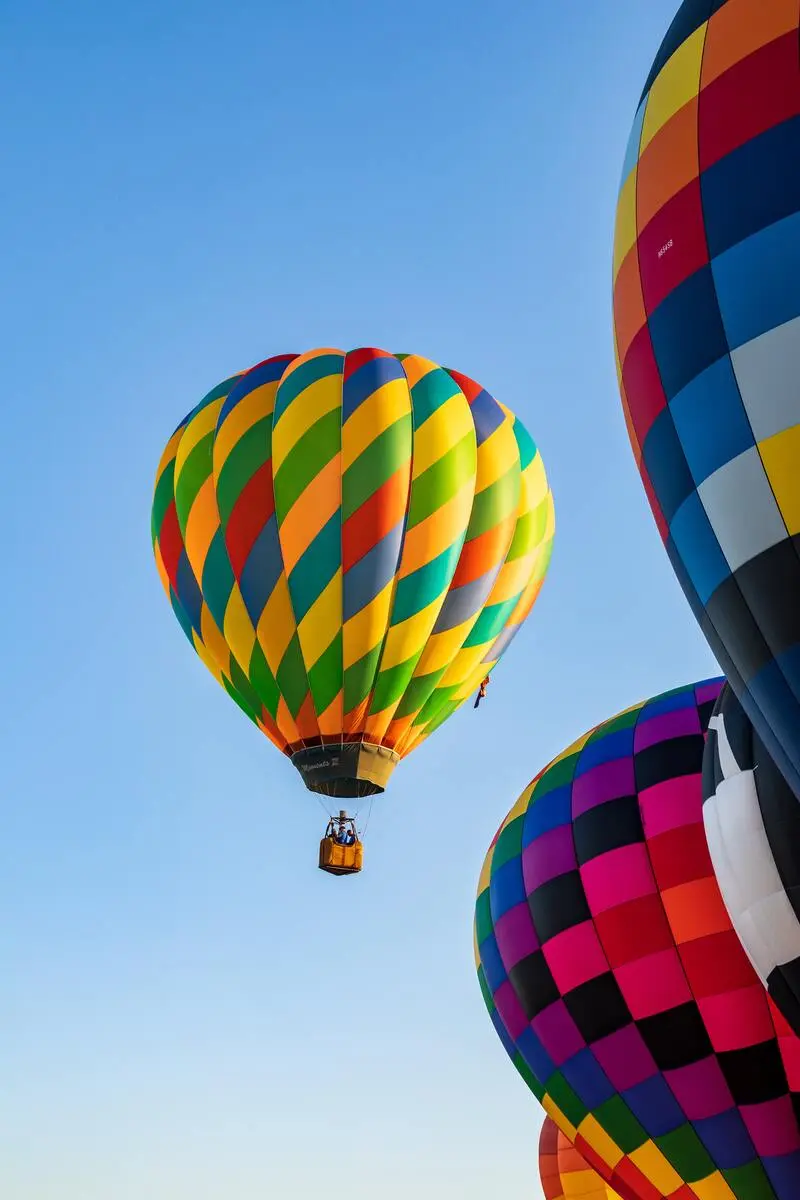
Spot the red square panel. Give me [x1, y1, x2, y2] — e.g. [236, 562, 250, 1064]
[679, 929, 757, 998]
[615, 947, 693, 1019]
[621, 325, 667, 447]
[637, 178, 709, 314]
[614, 1156, 663, 1200]
[699, 983, 776, 1052]
[594, 893, 674, 968]
[647, 823, 711, 890]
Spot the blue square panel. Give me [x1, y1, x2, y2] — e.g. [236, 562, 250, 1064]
[713, 210, 800, 352]
[642, 406, 695, 525]
[648, 264, 730, 400]
[669, 490, 730, 606]
[670, 354, 754, 485]
[702, 115, 800, 261]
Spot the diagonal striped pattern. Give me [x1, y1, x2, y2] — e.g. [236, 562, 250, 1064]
[340, 349, 413, 735]
[540, 1116, 624, 1200]
[151, 375, 287, 752]
[408, 408, 555, 749]
[385, 368, 520, 754]
[364, 355, 479, 747]
[272, 349, 345, 741]
[213, 354, 302, 744]
[152, 347, 554, 797]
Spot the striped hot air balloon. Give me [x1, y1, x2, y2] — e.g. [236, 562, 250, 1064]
[540, 1117, 623, 1200]
[152, 348, 553, 801]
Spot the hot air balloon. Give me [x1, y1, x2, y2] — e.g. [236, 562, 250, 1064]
[474, 679, 800, 1199]
[152, 348, 554, 871]
[540, 1116, 623, 1200]
[703, 682, 800, 1037]
[612, 0, 800, 798]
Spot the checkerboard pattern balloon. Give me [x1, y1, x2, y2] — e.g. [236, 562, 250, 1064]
[152, 349, 553, 797]
[475, 679, 800, 1199]
[612, 0, 800, 798]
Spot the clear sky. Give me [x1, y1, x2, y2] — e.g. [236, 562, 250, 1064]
[0, 2, 718, 1197]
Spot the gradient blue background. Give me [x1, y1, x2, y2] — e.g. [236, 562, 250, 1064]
[0, 2, 717, 1196]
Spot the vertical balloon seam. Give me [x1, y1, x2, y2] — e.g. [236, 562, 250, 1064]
[339, 349, 414, 746]
[271, 349, 346, 747]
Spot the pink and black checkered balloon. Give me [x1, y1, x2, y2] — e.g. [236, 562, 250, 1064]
[475, 679, 800, 1199]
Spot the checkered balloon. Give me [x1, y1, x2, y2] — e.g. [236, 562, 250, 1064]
[612, 0, 800, 798]
[474, 679, 800, 1199]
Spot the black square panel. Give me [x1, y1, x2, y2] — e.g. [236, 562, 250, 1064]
[527, 871, 592, 944]
[637, 1002, 713, 1071]
[702, 116, 800, 259]
[564, 972, 632, 1045]
[705, 572, 780, 685]
[717, 1040, 787, 1106]
[573, 795, 644, 865]
[635, 734, 704, 792]
[734, 538, 800, 661]
[509, 950, 560, 1021]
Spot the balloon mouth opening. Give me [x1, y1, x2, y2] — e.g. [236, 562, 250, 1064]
[291, 742, 399, 798]
[306, 777, 384, 800]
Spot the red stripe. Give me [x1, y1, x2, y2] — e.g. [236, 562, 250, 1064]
[344, 346, 390, 381]
[225, 460, 275, 578]
[158, 501, 184, 589]
[445, 366, 482, 405]
[451, 519, 514, 589]
[343, 466, 409, 573]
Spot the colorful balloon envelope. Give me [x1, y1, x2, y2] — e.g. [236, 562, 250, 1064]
[474, 679, 800, 1199]
[612, 0, 800, 797]
[151, 349, 553, 798]
[704, 682, 800, 1038]
[540, 1116, 622, 1200]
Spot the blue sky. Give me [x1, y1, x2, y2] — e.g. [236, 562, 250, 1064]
[0, 2, 718, 1197]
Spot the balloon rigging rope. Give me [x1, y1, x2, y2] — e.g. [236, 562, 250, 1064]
[360, 794, 375, 840]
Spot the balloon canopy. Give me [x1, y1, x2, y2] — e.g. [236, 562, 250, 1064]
[612, 0, 800, 797]
[152, 348, 553, 799]
[704, 682, 800, 1038]
[540, 1116, 622, 1200]
[475, 679, 800, 1199]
